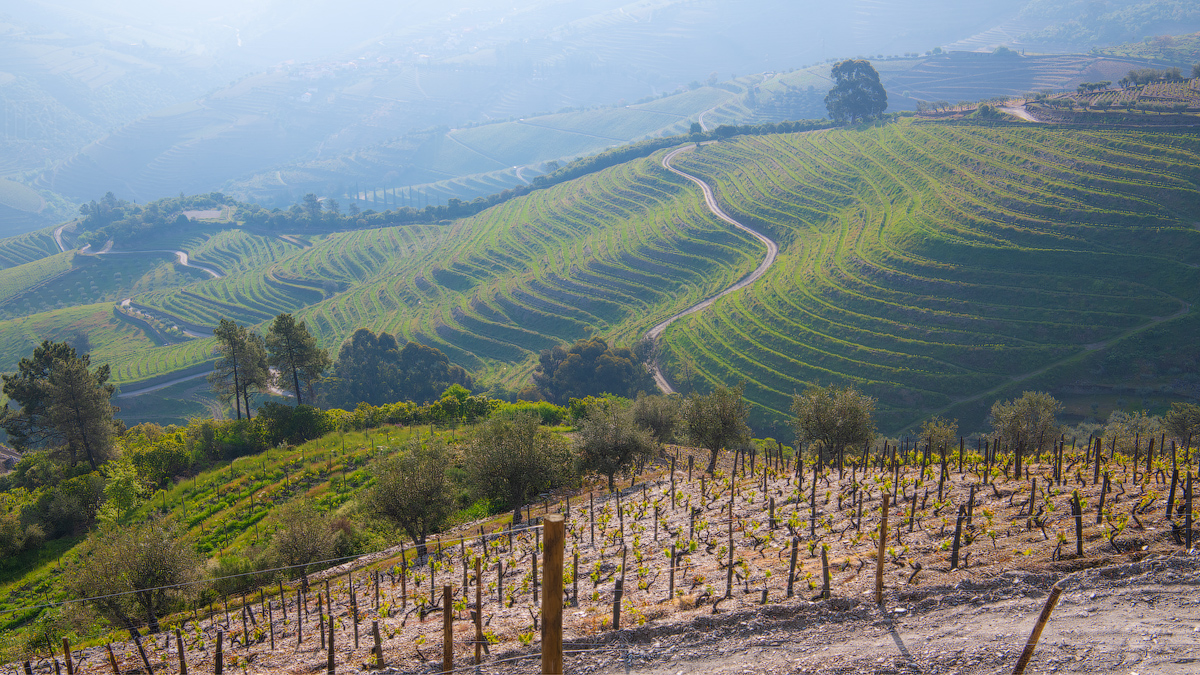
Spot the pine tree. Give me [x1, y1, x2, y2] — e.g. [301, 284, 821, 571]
[265, 313, 329, 405]
[210, 320, 268, 419]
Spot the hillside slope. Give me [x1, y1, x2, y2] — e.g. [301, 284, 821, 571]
[2, 121, 1197, 434]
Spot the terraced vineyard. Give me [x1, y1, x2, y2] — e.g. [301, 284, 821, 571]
[661, 123, 1200, 431]
[4, 121, 1197, 435]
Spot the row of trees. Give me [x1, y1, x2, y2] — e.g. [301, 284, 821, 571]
[209, 314, 329, 416]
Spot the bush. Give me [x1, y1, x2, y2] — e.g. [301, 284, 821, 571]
[258, 403, 332, 446]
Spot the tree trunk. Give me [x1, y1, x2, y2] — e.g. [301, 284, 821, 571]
[292, 357, 303, 405]
[706, 448, 719, 474]
[607, 473, 616, 492]
[512, 504, 523, 525]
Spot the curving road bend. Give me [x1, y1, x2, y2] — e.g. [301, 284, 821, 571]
[646, 145, 779, 394]
[97, 248, 223, 279]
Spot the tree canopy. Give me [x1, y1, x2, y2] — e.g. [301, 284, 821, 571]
[790, 384, 876, 469]
[265, 313, 330, 405]
[2, 340, 119, 469]
[367, 439, 454, 557]
[70, 518, 202, 634]
[824, 59, 888, 124]
[531, 337, 655, 404]
[463, 411, 572, 523]
[321, 329, 473, 409]
[209, 320, 268, 420]
[575, 400, 656, 491]
[682, 383, 751, 474]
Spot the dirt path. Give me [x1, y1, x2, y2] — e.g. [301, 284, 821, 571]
[999, 106, 1041, 122]
[646, 145, 779, 393]
[569, 556, 1200, 675]
[97, 248, 223, 279]
[115, 371, 210, 398]
[52, 222, 70, 252]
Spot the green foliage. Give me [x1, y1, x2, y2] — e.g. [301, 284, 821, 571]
[367, 439, 454, 556]
[2, 340, 118, 470]
[257, 403, 333, 447]
[463, 412, 574, 523]
[1102, 409, 1161, 456]
[266, 499, 341, 580]
[77, 192, 234, 246]
[683, 383, 751, 473]
[1165, 402, 1200, 445]
[990, 392, 1062, 454]
[532, 337, 654, 404]
[321, 329, 474, 409]
[209, 319, 268, 421]
[824, 60, 888, 123]
[265, 313, 330, 405]
[574, 401, 655, 491]
[69, 517, 203, 633]
[630, 393, 682, 447]
[790, 384, 877, 468]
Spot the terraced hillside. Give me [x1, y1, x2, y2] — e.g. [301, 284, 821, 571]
[4, 122, 1197, 435]
[662, 123, 1200, 431]
[109, 157, 761, 389]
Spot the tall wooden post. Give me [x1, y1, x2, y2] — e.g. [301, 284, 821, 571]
[475, 557, 484, 665]
[1012, 585, 1064, 675]
[175, 628, 187, 675]
[542, 514, 564, 675]
[442, 585, 453, 674]
[61, 638, 73, 675]
[876, 494, 890, 605]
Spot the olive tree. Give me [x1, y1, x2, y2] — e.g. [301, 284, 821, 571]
[1165, 402, 1200, 455]
[990, 391, 1061, 477]
[683, 384, 751, 474]
[464, 411, 573, 524]
[268, 499, 341, 587]
[576, 402, 656, 491]
[70, 518, 202, 634]
[630, 393, 681, 447]
[367, 439, 454, 558]
[790, 384, 876, 469]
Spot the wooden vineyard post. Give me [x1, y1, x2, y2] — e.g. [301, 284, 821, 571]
[1186, 471, 1193, 550]
[668, 543, 676, 599]
[280, 581, 287, 619]
[268, 601, 275, 651]
[371, 621, 383, 670]
[820, 545, 831, 599]
[725, 500, 734, 598]
[61, 638, 73, 675]
[769, 496, 776, 530]
[543, 514, 564, 675]
[612, 578, 623, 629]
[215, 631, 223, 675]
[787, 536, 799, 598]
[475, 557, 484, 665]
[572, 551, 579, 607]
[175, 628, 187, 675]
[442, 585, 453, 674]
[951, 505, 965, 570]
[327, 592, 335, 675]
[105, 644, 120, 675]
[1012, 584, 1064, 675]
[876, 494, 889, 605]
[318, 593, 326, 650]
[1071, 491, 1084, 557]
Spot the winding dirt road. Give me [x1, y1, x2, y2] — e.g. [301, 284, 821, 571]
[97, 248, 223, 279]
[646, 145, 779, 394]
